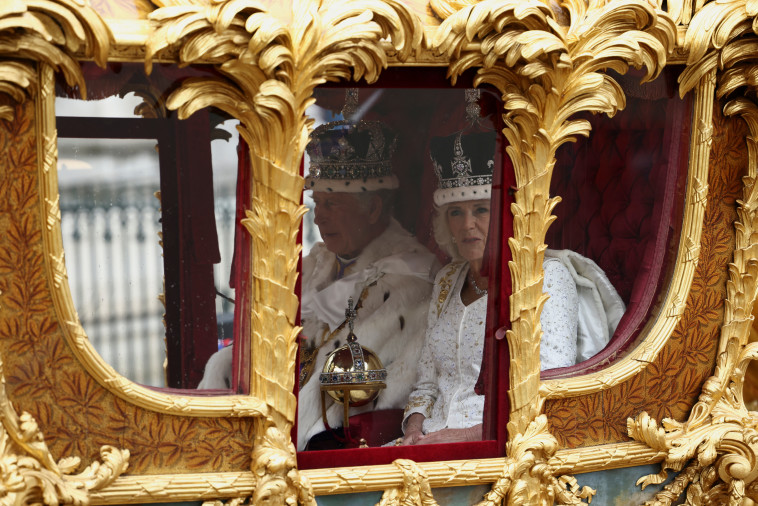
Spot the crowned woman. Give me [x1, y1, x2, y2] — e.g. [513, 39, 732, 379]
[403, 112, 625, 445]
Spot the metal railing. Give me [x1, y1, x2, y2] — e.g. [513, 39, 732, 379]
[60, 185, 237, 387]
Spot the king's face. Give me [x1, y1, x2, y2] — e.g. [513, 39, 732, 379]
[312, 191, 377, 259]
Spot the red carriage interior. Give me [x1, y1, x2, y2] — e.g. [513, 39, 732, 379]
[543, 68, 691, 378]
[56, 63, 692, 466]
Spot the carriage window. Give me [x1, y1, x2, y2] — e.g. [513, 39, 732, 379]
[57, 136, 164, 386]
[55, 62, 246, 391]
[296, 85, 509, 466]
[544, 68, 691, 379]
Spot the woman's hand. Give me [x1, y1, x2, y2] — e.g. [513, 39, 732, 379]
[403, 428, 424, 445]
[413, 424, 482, 445]
[402, 413, 425, 445]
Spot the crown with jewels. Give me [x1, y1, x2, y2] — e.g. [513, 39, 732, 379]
[305, 90, 398, 193]
[429, 89, 496, 206]
[429, 129, 496, 206]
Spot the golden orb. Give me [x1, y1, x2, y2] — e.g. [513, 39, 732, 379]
[320, 342, 386, 407]
[320, 297, 387, 408]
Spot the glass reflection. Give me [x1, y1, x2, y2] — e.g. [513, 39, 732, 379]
[294, 82, 680, 452]
[55, 63, 242, 390]
[58, 137, 164, 386]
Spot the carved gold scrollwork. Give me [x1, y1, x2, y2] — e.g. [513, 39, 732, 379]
[479, 415, 595, 505]
[628, 341, 758, 504]
[20, 0, 754, 503]
[0, 353, 129, 506]
[144, 1, 422, 503]
[627, 2, 758, 503]
[428, 0, 479, 21]
[377, 459, 438, 506]
[430, 0, 674, 502]
[187, 425, 316, 506]
[0, 0, 111, 119]
[433, 0, 675, 432]
[248, 425, 315, 506]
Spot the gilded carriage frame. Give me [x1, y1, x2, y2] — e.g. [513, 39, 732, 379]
[3, 0, 758, 504]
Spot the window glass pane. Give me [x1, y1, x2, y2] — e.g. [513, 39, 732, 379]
[58, 137, 164, 386]
[55, 63, 245, 391]
[297, 87, 503, 453]
[545, 68, 690, 377]
[296, 74, 690, 459]
[209, 119, 239, 352]
[56, 94, 145, 118]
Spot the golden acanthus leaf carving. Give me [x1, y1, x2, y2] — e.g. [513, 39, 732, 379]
[678, 0, 758, 97]
[626, 5, 758, 503]
[0, 355, 129, 506]
[478, 415, 595, 505]
[434, 0, 674, 434]
[430, 0, 674, 503]
[628, 339, 758, 504]
[376, 459, 438, 506]
[428, 0, 479, 21]
[0, 0, 111, 119]
[145, 1, 421, 504]
[83, 442, 662, 502]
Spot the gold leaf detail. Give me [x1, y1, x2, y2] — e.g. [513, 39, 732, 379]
[428, 1, 675, 500]
[49, 251, 67, 290]
[0, 354, 128, 504]
[145, 1, 422, 501]
[692, 176, 709, 208]
[0, 0, 111, 118]
[377, 459, 437, 505]
[631, 9, 758, 497]
[479, 415, 595, 505]
[44, 196, 59, 231]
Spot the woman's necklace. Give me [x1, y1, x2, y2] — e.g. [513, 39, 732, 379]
[468, 272, 487, 297]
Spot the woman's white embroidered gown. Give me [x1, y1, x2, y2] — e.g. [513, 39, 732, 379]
[403, 259, 579, 434]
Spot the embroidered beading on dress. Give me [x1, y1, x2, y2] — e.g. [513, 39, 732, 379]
[403, 260, 579, 435]
[540, 258, 579, 370]
[405, 263, 486, 434]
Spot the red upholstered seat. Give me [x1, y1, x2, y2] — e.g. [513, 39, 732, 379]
[543, 72, 691, 377]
